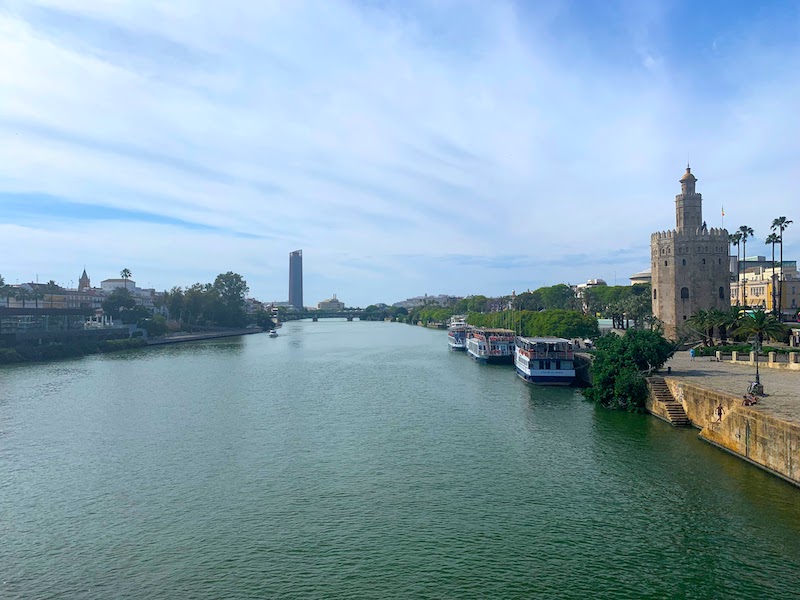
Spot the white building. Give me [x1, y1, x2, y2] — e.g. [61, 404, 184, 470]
[318, 294, 345, 311]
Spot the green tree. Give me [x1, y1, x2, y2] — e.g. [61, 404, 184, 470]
[139, 314, 168, 337]
[687, 309, 715, 346]
[765, 233, 780, 315]
[0, 274, 12, 308]
[730, 232, 742, 304]
[120, 268, 132, 290]
[771, 216, 793, 318]
[583, 330, 675, 412]
[102, 288, 136, 319]
[738, 225, 754, 306]
[212, 272, 249, 327]
[15, 287, 32, 308]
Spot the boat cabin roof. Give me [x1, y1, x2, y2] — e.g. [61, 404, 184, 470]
[517, 336, 571, 343]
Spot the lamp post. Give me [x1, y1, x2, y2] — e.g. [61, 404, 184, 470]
[751, 337, 764, 396]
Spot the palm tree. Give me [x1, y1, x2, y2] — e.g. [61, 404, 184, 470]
[735, 309, 789, 387]
[738, 225, 754, 306]
[120, 268, 132, 290]
[687, 309, 714, 346]
[729, 232, 742, 304]
[32, 288, 44, 308]
[717, 305, 743, 345]
[0, 274, 8, 308]
[15, 287, 32, 308]
[771, 216, 793, 319]
[765, 233, 780, 315]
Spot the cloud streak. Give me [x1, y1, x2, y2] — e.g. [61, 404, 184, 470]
[0, 0, 798, 305]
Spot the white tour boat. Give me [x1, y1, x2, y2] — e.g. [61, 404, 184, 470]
[466, 328, 515, 364]
[514, 337, 576, 385]
[447, 315, 470, 351]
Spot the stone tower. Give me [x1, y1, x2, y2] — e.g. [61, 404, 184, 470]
[651, 166, 730, 339]
[78, 268, 91, 290]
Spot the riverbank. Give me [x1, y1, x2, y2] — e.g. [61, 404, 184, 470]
[0, 328, 262, 364]
[147, 328, 262, 345]
[652, 351, 800, 487]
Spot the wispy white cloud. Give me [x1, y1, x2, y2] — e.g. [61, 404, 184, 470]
[0, 0, 798, 304]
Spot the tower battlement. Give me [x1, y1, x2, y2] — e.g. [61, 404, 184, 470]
[651, 227, 728, 242]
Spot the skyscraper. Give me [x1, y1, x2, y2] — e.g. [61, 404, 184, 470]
[289, 249, 303, 309]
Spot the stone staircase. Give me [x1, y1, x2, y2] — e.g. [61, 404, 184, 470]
[647, 376, 691, 427]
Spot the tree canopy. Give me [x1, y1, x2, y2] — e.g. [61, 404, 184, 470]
[583, 330, 675, 412]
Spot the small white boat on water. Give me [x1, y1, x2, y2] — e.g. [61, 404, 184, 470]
[269, 330, 278, 338]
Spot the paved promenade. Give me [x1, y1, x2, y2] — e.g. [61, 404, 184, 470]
[665, 351, 800, 425]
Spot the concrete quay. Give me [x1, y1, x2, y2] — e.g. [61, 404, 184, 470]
[147, 329, 262, 345]
[653, 351, 800, 486]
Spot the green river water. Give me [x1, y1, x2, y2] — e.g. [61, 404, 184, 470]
[2, 320, 800, 599]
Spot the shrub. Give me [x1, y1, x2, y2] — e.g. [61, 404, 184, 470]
[583, 329, 675, 412]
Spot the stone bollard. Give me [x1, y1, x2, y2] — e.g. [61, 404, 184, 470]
[790, 353, 799, 365]
[715, 350, 722, 362]
[749, 351, 756, 364]
[732, 351, 738, 362]
[768, 352, 776, 365]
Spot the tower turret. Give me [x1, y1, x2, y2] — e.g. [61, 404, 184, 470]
[675, 165, 702, 233]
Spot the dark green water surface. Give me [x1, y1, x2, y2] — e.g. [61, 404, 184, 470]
[2, 321, 800, 599]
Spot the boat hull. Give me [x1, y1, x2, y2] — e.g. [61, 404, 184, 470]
[468, 351, 514, 365]
[515, 366, 575, 385]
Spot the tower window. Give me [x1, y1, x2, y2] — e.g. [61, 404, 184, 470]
[680, 287, 689, 299]
[664, 260, 668, 266]
[653, 289, 657, 300]
[719, 287, 724, 299]
[702, 259, 706, 264]
[682, 259, 686, 266]
[718, 258, 722, 265]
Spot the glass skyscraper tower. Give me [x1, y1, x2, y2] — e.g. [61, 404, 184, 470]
[289, 249, 303, 309]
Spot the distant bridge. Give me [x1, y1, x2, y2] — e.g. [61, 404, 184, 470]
[280, 309, 364, 322]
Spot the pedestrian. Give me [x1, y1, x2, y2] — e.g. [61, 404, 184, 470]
[716, 403, 724, 423]
[689, 347, 695, 361]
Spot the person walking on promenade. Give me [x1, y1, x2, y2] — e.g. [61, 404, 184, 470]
[689, 348, 696, 361]
[715, 403, 724, 423]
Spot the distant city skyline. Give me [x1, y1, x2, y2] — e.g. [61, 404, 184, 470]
[1, 1, 798, 307]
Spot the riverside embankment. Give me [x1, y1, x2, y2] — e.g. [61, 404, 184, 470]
[146, 328, 262, 345]
[654, 351, 800, 487]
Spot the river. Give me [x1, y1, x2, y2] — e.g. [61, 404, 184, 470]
[2, 320, 800, 598]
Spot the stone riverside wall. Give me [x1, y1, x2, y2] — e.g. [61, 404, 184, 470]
[664, 378, 800, 486]
[574, 353, 593, 386]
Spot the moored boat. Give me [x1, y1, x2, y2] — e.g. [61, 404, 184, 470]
[269, 330, 279, 338]
[447, 315, 470, 351]
[466, 328, 515, 364]
[514, 336, 576, 385]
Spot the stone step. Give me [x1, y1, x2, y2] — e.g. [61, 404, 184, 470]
[647, 377, 691, 427]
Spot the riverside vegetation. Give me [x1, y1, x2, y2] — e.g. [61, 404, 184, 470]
[0, 271, 254, 364]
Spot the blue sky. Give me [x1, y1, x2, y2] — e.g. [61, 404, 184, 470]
[1, 0, 798, 306]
